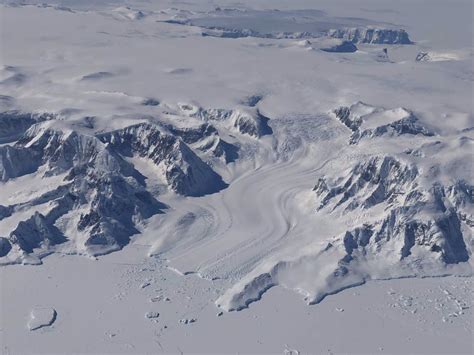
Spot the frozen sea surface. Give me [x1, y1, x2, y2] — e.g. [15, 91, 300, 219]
[1, 246, 472, 354]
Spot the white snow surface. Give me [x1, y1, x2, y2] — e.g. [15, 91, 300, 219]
[0, 0, 473, 353]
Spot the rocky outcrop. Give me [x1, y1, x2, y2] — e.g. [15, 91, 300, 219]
[350, 113, 434, 143]
[328, 28, 412, 44]
[0, 111, 53, 144]
[320, 40, 358, 53]
[196, 136, 239, 163]
[333, 102, 434, 143]
[231, 110, 273, 138]
[177, 104, 273, 138]
[416, 52, 431, 62]
[0, 205, 12, 220]
[314, 155, 418, 211]
[200, 27, 412, 44]
[9, 212, 66, 254]
[198, 26, 313, 39]
[0, 237, 11, 257]
[165, 122, 218, 145]
[314, 155, 472, 267]
[0, 145, 41, 181]
[333, 106, 361, 131]
[98, 123, 227, 196]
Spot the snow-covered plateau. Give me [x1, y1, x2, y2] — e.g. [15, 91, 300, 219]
[0, 0, 472, 353]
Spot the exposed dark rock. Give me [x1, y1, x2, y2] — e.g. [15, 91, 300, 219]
[328, 28, 412, 44]
[9, 212, 67, 253]
[321, 40, 358, 53]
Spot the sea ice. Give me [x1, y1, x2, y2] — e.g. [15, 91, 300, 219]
[27, 307, 57, 331]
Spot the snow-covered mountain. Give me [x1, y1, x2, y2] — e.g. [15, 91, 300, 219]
[0, 104, 273, 262]
[216, 101, 472, 311]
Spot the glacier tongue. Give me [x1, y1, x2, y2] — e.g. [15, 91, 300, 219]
[217, 158, 472, 311]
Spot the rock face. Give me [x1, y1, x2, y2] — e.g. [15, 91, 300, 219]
[349, 114, 434, 143]
[98, 123, 227, 196]
[333, 106, 361, 131]
[314, 154, 471, 266]
[199, 27, 413, 44]
[333, 102, 434, 144]
[0, 145, 40, 181]
[320, 40, 358, 53]
[375, 48, 391, 62]
[165, 122, 217, 145]
[177, 104, 273, 138]
[314, 156, 419, 211]
[0, 111, 53, 144]
[9, 212, 67, 254]
[163, 121, 239, 163]
[328, 28, 412, 44]
[416, 52, 431, 62]
[201, 28, 260, 39]
[0, 237, 11, 257]
[145, 311, 160, 319]
[231, 110, 273, 138]
[201, 28, 317, 40]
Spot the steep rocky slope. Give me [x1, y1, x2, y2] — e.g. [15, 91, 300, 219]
[328, 28, 412, 44]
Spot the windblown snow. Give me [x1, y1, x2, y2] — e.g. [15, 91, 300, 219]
[0, 0, 472, 353]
